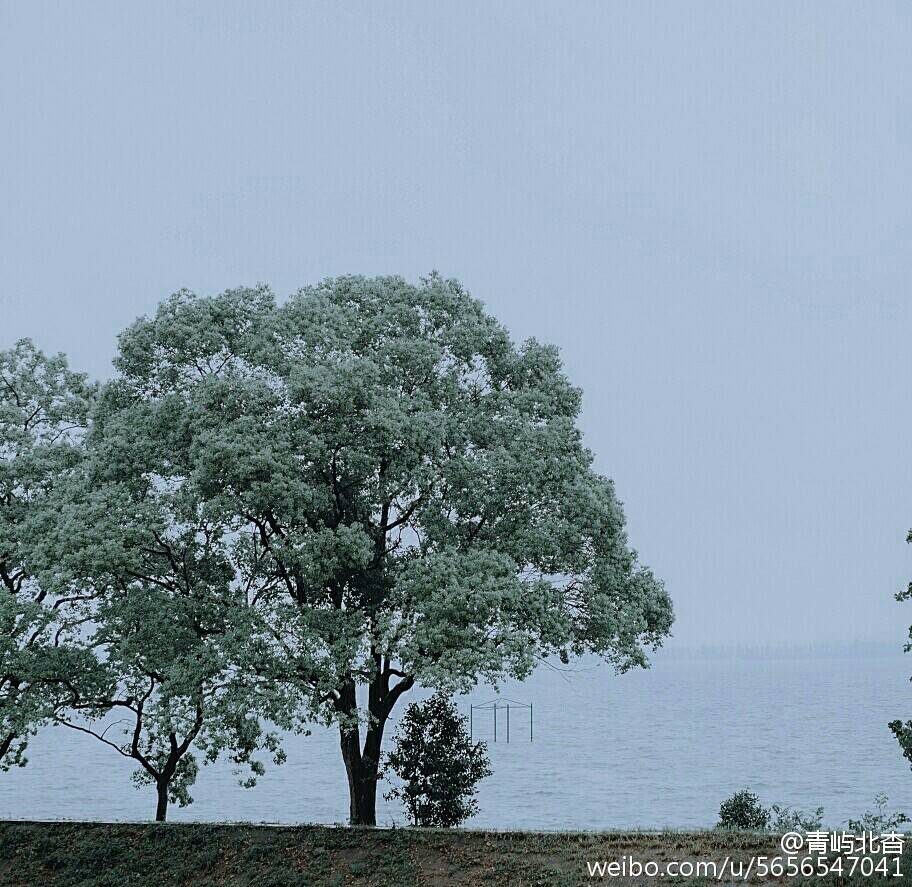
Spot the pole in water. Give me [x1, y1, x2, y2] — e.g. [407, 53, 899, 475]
[470, 705, 473, 741]
[493, 702, 497, 742]
[507, 704, 510, 743]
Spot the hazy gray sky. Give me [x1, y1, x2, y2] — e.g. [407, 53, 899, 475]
[2, 1, 910, 648]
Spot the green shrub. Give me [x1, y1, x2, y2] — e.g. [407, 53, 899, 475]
[383, 693, 492, 827]
[717, 790, 828, 832]
[717, 789, 770, 830]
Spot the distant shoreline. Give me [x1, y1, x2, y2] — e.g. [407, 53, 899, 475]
[654, 640, 904, 661]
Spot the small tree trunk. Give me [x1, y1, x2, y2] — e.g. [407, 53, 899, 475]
[155, 778, 169, 822]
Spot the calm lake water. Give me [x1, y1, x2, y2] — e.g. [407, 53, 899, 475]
[3, 652, 912, 830]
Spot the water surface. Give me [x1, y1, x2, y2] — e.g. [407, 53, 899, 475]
[2, 653, 910, 830]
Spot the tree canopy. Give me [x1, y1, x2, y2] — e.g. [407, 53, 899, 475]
[82, 273, 672, 823]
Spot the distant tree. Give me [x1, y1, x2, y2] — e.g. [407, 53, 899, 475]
[90, 275, 673, 824]
[383, 694, 492, 827]
[0, 340, 96, 770]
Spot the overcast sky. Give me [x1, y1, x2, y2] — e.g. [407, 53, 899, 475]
[2, 1, 910, 649]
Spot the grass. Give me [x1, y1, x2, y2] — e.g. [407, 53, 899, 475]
[0, 821, 909, 886]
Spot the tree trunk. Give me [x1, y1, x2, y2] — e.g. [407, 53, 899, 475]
[340, 719, 385, 825]
[0, 731, 15, 763]
[338, 680, 392, 826]
[358, 717, 385, 822]
[337, 668, 414, 825]
[155, 779, 169, 822]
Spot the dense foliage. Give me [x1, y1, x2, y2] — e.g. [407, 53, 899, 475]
[1, 275, 673, 823]
[383, 694, 492, 827]
[0, 340, 96, 770]
[28, 466, 293, 820]
[2, 339, 293, 819]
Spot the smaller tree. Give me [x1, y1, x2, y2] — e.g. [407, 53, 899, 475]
[27, 458, 295, 822]
[383, 694, 492, 828]
[54, 574, 288, 823]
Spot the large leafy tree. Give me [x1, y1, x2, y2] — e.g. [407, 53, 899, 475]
[96, 274, 673, 824]
[0, 339, 95, 769]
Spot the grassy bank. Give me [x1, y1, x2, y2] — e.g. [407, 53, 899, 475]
[0, 821, 906, 886]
